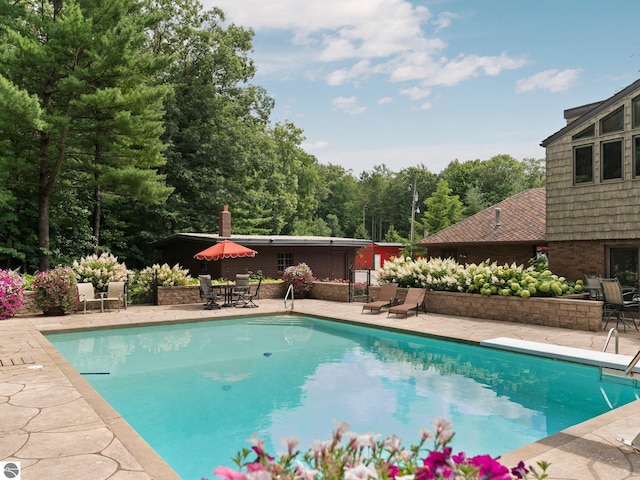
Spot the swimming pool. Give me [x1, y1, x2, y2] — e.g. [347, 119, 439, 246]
[47, 315, 639, 480]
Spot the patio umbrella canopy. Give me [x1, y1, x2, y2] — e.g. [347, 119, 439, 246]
[194, 240, 257, 261]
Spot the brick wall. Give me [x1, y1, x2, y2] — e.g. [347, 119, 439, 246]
[548, 240, 606, 280]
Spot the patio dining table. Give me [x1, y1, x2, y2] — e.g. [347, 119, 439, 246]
[213, 283, 238, 307]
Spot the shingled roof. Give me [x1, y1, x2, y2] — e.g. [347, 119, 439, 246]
[416, 187, 546, 246]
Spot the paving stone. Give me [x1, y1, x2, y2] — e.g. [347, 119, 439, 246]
[10, 385, 80, 408]
[0, 402, 39, 432]
[17, 428, 114, 458]
[22, 454, 118, 480]
[25, 397, 103, 433]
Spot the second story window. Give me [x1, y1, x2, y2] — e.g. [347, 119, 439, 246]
[574, 145, 593, 184]
[600, 106, 624, 134]
[601, 139, 623, 180]
[634, 96, 640, 128]
[572, 124, 595, 140]
[634, 136, 640, 177]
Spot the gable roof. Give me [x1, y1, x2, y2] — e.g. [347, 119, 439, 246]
[416, 188, 546, 246]
[541, 78, 640, 147]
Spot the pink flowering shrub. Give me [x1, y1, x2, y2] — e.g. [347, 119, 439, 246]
[282, 263, 315, 297]
[210, 418, 549, 480]
[33, 267, 79, 314]
[0, 269, 24, 320]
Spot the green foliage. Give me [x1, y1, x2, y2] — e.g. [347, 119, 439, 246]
[0, 0, 546, 274]
[421, 179, 464, 235]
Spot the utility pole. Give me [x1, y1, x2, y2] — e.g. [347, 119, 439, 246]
[410, 178, 418, 257]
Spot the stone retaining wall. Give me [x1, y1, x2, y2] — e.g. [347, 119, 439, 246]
[368, 286, 602, 331]
[157, 281, 287, 306]
[309, 282, 350, 302]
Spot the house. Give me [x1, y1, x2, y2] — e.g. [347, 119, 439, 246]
[540, 78, 640, 286]
[415, 188, 547, 267]
[354, 242, 404, 270]
[153, 206, 371, 281]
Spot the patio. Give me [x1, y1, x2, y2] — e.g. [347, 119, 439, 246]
[2, 300, 640, 479]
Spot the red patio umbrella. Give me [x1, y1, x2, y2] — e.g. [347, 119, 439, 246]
[193, 240, 257, 261]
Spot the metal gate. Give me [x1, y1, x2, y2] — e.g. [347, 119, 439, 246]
[349, 269, 370, 302]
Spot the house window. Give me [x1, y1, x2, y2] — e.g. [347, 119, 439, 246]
[600, 106, 624, 134]
[277, 253, 294, 273]
[633, 96, 640, 128]
[572, 124, 594, 140]
[601, 139, 623, 180]
[634, 136, 640, 177]
[609, 247, 638, 287]
[573, 145, 593, 184]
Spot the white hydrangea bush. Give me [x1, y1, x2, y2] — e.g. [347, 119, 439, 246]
[376, 256, 582, 298]
[130, 263, 192, 303]
[72, 252, 129, 291]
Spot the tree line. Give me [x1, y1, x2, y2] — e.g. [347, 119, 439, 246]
[0, 0, 545, 273]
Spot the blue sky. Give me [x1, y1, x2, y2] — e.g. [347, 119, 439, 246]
[201, 0, 640, 175]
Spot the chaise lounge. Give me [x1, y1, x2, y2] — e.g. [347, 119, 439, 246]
[387, 287, 426, 318]
[362, 283, 398, 314]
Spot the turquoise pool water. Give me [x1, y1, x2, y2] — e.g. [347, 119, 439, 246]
[47, 316, 638, 480]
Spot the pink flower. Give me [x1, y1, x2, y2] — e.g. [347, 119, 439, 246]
[213, 466, 246, 480]
[281, 436, 301, 454]
[511, 460, 529, 479]
[468, 455, 511, 480]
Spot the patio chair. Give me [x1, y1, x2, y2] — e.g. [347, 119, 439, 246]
[585, 274, 604, 301]
[387, 288, 426, 318]
[362, 283, 398, 314]
[232, 274, 250, 305]
[199, 275, 221, 310]
[102, 281, 127, 312]
[235, 277, 262, 308]
[600, 278, 640, 332]
[77, 282, 104, 314]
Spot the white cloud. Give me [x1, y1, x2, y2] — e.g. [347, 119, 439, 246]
[302, 140, 330, 151]
[332, 96, 367, 115]
[326, 60, 373, 86]
[433, 11, 458, 30]
[399, 86, 432, 100]
[203, 0, 526, 97]
[516, 69, 582, 93]
[378, 97, 393, 104]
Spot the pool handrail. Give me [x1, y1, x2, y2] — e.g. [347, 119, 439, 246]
[284, 284, 294, 309]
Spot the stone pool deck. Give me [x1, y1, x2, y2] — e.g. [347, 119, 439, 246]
[2, 299, 640, 479]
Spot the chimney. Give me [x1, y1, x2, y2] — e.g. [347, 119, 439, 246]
[494, 208, 501, 228]
[219, 205, 231, 237]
